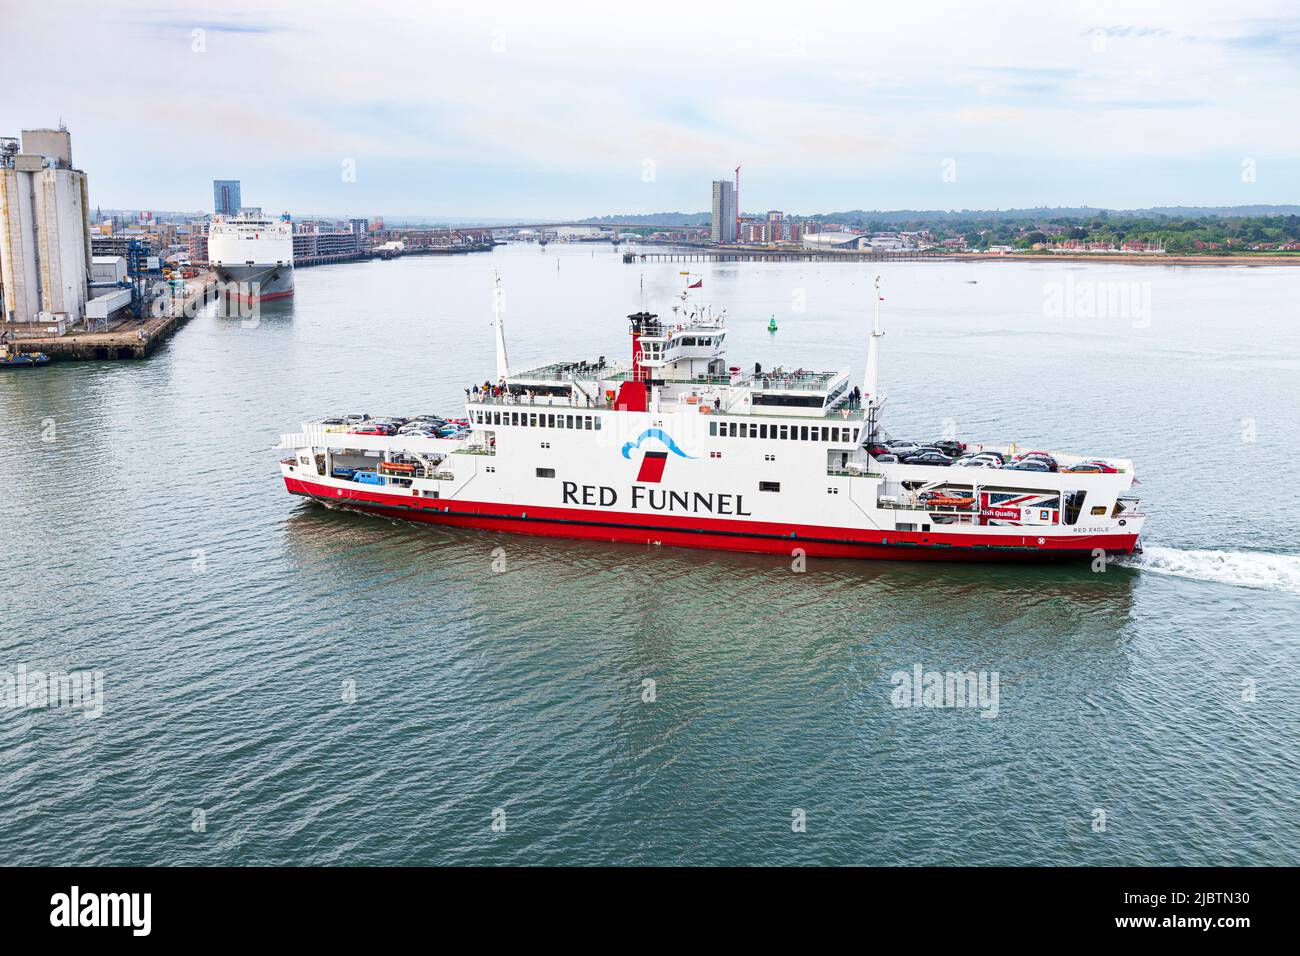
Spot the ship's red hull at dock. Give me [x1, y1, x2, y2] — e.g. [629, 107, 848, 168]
[285, 476, 1139, 562]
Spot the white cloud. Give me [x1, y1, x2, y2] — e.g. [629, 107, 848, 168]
[4, 0, 1298, 213]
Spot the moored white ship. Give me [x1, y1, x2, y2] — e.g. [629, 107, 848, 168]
[208, 210, 294, 302]
[276, 279, 1146, 562]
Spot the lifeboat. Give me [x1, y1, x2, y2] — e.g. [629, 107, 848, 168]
[922, 494, 975, 509]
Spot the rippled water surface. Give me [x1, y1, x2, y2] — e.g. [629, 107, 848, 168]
[2, 244, 1297, 865]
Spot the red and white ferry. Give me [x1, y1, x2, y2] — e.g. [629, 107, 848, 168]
[276, 279, 1145, 561]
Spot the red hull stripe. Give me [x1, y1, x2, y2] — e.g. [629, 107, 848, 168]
[285, 476, 1139, 560]
[228, 288, 294, 302]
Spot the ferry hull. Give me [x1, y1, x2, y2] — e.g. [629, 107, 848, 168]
[285, 476, 1140, 562]
[214, 263, 295, 302]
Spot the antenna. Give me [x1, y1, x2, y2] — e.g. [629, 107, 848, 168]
[864, 274, 884, 404]
[492, 271, 509, 383]
[734, 163, 742, 241]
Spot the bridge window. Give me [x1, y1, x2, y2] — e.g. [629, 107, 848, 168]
[1064, 490, 1086, 525]
[753, 393, 823, 408]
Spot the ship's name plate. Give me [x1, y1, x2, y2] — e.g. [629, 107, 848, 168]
[562, 482, 753, 517]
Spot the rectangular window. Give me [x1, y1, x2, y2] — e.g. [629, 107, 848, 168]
[547, 414, 555, 428]
[710, 422, 718, 436]
[800, 426, 809, 441]
[536, 467, 555, 478]
[726, 422, 734, 437]
[759, 424, 768, 439]
[584, 417, 593, 430]
[1064, 490, 1087, 525]
[566, 415, 574, 429]
[1090, 505, 1107, 516]
[511, 412, 519, 426]
[595, 417, 601, 430]
[759, 481, 781, 492]
[779, 425, 788, 440]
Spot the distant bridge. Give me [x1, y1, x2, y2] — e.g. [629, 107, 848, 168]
[459, 222, 704, 232]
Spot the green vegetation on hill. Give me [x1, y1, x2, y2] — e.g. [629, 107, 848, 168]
[814, 211, 1300, 253]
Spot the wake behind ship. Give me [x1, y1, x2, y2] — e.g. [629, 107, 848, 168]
[275, 279, 1146, 562]
[208, 210, 294, 302]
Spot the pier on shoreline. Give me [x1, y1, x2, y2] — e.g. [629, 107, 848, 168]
[10, 272, 221, 361]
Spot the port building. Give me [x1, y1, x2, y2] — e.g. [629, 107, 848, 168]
[0, 128, 92, 331]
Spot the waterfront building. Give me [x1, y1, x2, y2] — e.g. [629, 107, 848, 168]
[188, 223, 209, 264]
[292, 221, 371, 263]
[213, 179, 241, 217]
[711, 180, 736, 243]
[802, 231, 865, 251]
[0, 128, 92, 328]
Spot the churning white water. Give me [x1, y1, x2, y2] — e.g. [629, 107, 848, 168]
[1122, 546, 1300, 597]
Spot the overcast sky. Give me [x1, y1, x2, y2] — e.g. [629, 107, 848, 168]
[4, 0, 1299, 218]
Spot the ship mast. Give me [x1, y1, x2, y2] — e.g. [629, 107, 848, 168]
[863, 274, 885, 440]
[492, 272, 509, 383]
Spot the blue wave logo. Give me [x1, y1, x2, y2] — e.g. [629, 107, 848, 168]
[620, 428, 695, 460]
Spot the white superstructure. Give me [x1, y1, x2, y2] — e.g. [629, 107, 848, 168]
[208, 212, 293, 269]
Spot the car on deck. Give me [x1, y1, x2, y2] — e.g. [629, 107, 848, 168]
[349, 423, 397, 436]
[1004, 458, 1052, 472]
[1062, 459, 1120, 474]
[901, 451, 954, 467]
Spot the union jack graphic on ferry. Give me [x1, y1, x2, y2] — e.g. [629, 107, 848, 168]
[978, 490, 1061, 526]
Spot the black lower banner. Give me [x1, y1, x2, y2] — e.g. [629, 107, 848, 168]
[0, 866, 1286, 941]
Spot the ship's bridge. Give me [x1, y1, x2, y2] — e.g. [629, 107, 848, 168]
[471, 298, 861, 422]
[630, 307, 728, 382]
[482, 358, 858, 421]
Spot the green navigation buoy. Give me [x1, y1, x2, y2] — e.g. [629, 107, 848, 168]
[768, 314, 778, 333]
